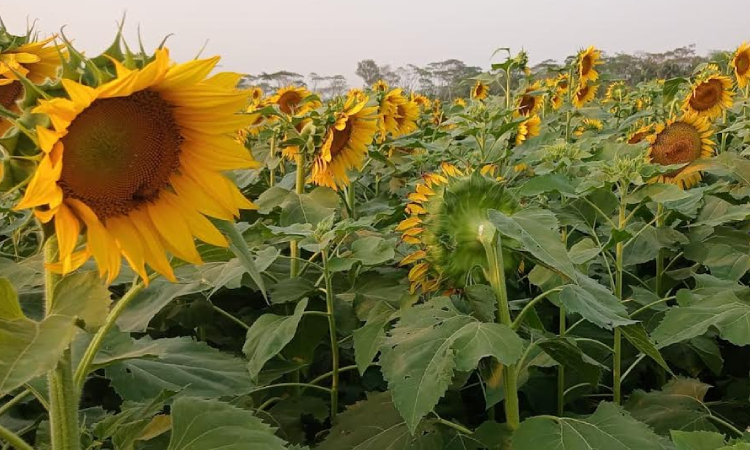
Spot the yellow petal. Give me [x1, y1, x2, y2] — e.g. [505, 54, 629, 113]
[46, 249, 90, 274]
[399, 250, 426, 266]
[106, 216, 149, 282]
[14, 152, 63, 210]
[169, 173, 235, 220]
[163, 191, 228, 247]
[396, 217, 422, 231]
[67, 199, 121, 283]
[147, 199, 202, 265]
[36, 126, 62, 153]
[128, 208, 177, 282]
[62, 79, 97, 108]
[55, 203, 81, 273]
[157, 55, 219, 91]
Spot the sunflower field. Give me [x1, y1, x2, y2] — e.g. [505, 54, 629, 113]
[4, 22, 750, 450]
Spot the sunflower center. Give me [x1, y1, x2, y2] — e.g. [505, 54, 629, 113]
[0, 81, 23, 109]
[581, 55, 592, 76]
[689, 79, 722, 112]
[737, 53, 750, 75]
[576, 86, 590, 101]
[278, 91, 302, 115]
[329, 121, 353, 157]
[59, 89, 183, 220]
[651, 122, 702, 174]
[518, 95, 535, 115]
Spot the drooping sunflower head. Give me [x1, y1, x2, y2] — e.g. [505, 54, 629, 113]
[0, 35, 66, 135]
[410, 92, 432, 110]
[732, 42, 750, 88]
[399, 169, 518, 293]
[577, 46, 602, 84]
[270, 85, 320, 116]
[453, 97, 467, 107]
[573, 82, 598, 108]
[646, 114, 714, 189]
[573, 117, 603, 136]
[682, 67, 734, 119]
[15, 48, 260, 283]
[471, 80, 489, 100]
[514, 114, 541, 146]
[378, 88, 419, 140]
[372, 79, 389, 92]
[516, 81, 542, 116]
[604, 81, 628, 103]
[310, 93, 378, 190]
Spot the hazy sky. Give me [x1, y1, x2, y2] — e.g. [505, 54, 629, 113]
[1, 0, 748, 85]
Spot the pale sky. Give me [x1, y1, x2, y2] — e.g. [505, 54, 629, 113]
[1, 0, 748, 85]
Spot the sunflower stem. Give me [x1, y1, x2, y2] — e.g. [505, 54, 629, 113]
[505, 66, 512, 111]
[613, 182, 627, 404]
[0, 424, 33, 450]
[655, 203, 665, 297]
[268, 132, 276, 187]
[479, 227, 519, 430]
[44, 238, 80, 450]
[346, 182, 357, 220]
[74, 279, 148, 391]
[321, 248, 340, 421]
[290, 152, 306, 278]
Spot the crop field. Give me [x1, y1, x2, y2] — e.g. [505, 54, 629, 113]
[2, 19, 750, 450]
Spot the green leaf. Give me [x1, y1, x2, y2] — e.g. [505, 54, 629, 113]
[214, 220, 267, 301]
[379, 297, 524, 433]
[105, 337, 254, 402]
[625, 378, 717, 435]
[280, 186, 339, 227]
[652, 291, 750, 348]
[559, 284, 635, 330]
[93, 389, 177, 449]
[348, 236, 395, 266]
[626, 183, 693, 204]
[268, 278, 315, 304]
[0, 278, 23, 320]
[694, 197, 750, 228]
[265, 396, 328, 444]
[518, 174, 577, 197]
[317, 391, 443, 450]
[167, 397, 288, 450]
[568, 238, 601, 265]
[464, 284, 497, 322]
[537, 337, 606, 386]
[51, 271, 111, 330]
[353, 301, 397, 375]
[512, 402, 671, 450]
[620, 323, 672, 374]
[243, 298, 307, 382]
[488, 208, 577, 280]
[671, 430, 726, 450]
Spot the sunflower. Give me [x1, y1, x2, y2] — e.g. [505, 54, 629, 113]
[471, 80, 489, 100]
[515, 81, 542, 116]
[515, 114, 541, 145]
[15, 48, 260, 283]
[410, 92, 432, 110]
[398, 170, 518, 293]
[682, 70, 734, 119]
[0, 36, 65, 135]
[453, 97, 467, 107]
[573, 118, 603, 136]
[604, 82, 627, 103]
[578, 46, 602, 84]
[249, 87, 264, 105]
[372, 79, 389, 92]
[378, 88, 419, 140]
[627, 123, 653, 144]
[270, 85, 320, 116]
[732, 42, 750, 88]
[573, 83, 598, 108]
[646, 114, 714, 189]
[309, 93, 378, 189]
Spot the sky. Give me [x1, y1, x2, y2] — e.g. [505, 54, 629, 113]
[1, 0, 748, 85]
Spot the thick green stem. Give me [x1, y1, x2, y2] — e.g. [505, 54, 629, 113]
[505, 68, 512, 110]
[557, 310, 566, 416]
[268, 133, 276, 187]
[613, 186, 626, 404]
[44, 238, 80, 450]
[321, 249, 340, 421]
[0, 424, 33, 450]
[74, 281, 147, 390]
[290, 152, 306, 278]
[655, 203, 665, 297]
[480, 230, 519, 430]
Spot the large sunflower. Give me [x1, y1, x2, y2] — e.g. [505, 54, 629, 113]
[309, 93, 378, 189]
[15, 48, 259, 283]
[398, 169, 518, 293]
[515, 81, 542, 116]
[573, 83, 598, 108]
[578, 46, 602, 84]
[515, 115, 541, 145]
[270, 85, 320, 116]
[471, 80, 489, 100]
[682, 71, 734, 119]
[410, 92, 432, 110]
[646, 114, 714, 189]
[732, 42, 750, 88]
[0, 36, 65, 135]
[378, 88, 419, 140]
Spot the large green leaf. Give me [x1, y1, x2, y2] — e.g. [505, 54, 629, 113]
[0, 279, 78, 396]
[488, 208, 577, 280]
[670, 431, 726, 450]
[625, 378, 717, 435]
[280, 186, 339, 226]
[512, 402, 671, 450]
[652, 291, 750, 348]
[559, 284, 635, 330]
[167, 397, 288, 450]
[379, 297, 524, 433]
[537, 337, 606, 386]
[620, 323, 671, 373]
[213, 220, 268, 301]
[243, 298, 307, 382]
[353, 301, 397, 375]
[51, 271, 111, 330]
[317, 391, 443, 450]
[105, 337, 254, 401]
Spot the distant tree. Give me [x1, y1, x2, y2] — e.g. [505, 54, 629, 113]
[355, 59, 382, 86]
[240, 71, 306, 92]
